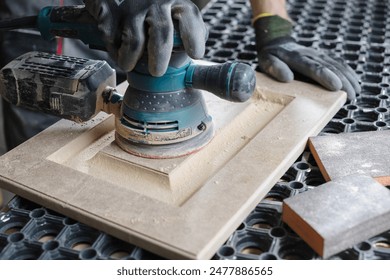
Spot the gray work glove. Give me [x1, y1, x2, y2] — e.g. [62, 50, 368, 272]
[254, 15, 361, 100]
[84, 0, 207, 76]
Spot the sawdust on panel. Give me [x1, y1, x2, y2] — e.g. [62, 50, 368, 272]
[47, 88, 289, 206]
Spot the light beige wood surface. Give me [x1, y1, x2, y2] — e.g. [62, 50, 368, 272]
[0, 72, 346, 259]
[282, 174, 390, 258]
[309, 130, 390, 186]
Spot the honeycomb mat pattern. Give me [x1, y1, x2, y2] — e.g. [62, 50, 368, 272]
[1, 0, 390, 260]
[0, 197, 162, 260]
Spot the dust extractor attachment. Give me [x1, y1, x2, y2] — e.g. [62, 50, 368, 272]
[0, 5, 256, 158]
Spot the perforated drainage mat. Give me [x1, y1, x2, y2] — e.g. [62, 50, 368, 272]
[0, 197, 162, 260]
[1, 0, 390, 260]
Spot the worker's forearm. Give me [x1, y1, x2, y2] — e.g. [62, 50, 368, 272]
[250, 0, 290, 20]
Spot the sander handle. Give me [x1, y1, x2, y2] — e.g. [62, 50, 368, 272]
[37, 5, 106, 50]
[186, 62, 256, 102]
[37, 5, 183, 51]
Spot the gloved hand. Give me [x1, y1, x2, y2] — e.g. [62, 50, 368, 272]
[253, 15, 361, 100]
[84, 0, 207, 76]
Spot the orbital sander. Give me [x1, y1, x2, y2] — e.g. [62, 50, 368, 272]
[0, 6, 256, 158]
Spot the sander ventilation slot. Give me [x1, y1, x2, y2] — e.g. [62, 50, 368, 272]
[34, 52, 88, 64]
[122, 115, 179, 133]
[20, 62, 74, 78]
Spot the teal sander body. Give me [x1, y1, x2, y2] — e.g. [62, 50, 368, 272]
[117, 54, 215, 158]
[0, 5, 256, 158]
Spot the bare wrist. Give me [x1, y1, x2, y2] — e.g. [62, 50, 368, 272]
[250, 0, 290, 21]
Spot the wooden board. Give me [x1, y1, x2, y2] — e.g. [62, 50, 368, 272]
[0, 72, 346, 259]
[309, 130, 390, 186]
[282, 174, 390, 259]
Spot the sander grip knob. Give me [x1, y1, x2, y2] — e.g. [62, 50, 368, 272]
[186, 62, 256, 102]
